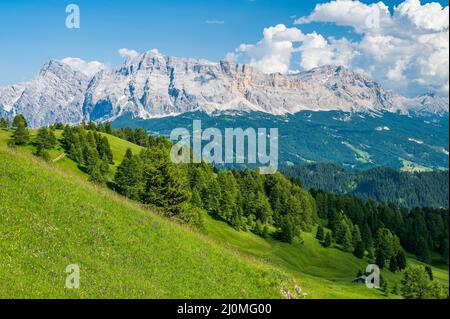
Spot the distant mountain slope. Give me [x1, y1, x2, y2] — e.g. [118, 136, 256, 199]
[282, 163, 449, 209]
[1, 50, 448, 127]
[112, 110, 449, 171]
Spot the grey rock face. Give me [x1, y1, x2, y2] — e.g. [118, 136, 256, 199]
[1, 50, 448, 127]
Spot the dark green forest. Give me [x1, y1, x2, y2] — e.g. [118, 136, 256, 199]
[282, 163, 449, 209]
[54, 121, 449, 267]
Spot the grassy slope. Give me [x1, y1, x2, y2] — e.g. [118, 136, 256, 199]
[0, 130, 143, 180]
[1, 129, 448, 298]
[203, 215, 449, 299]
[0, 142, 298, 298]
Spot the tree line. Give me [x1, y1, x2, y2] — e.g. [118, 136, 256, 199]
[312, 189, 449, 265]
[282, 163, 449, 209]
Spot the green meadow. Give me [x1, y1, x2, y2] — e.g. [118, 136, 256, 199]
[0, 129, 448, 298]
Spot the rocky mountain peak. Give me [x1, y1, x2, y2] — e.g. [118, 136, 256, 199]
[1, 51, 448, 127]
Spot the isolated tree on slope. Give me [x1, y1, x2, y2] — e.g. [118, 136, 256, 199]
[12, 114, 27, 128]
[11, 121, 30, 145]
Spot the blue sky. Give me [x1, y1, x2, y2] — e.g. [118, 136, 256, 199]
[0, 0, 448, 87]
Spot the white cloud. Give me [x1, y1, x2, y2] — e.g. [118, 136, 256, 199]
[228, 24, 355, 74]
[229, 24, 305, 74]
[118, 48, 140, 60]
[295, 0, 392, 34]
[297, 33, 356, 70]
[229, 0, 449, 96]
[205, 20, 225, 25]
[61, 57, 106, 77]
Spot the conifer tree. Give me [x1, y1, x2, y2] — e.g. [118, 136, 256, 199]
[141, 148, 191, 215]
[0, 117, 9, 128]
[323, 232, 332, 248]
[105, 122, 113, 134]
[83, 144, 100, 174]
[12, 114, 27, 128]
[380, 276, 389, 297]
[97, 122, 105, 132]
[396, 250, 407, 270]
[353, 241, 365, 259]
[114, 149, 144, 200]
[389, 255, 399, 272]
[424, 266, 433, 281]
[89, 161, 106, 184]
[316, 225, 325, 241]
[35, 127, 57, 154]
[11, 121, 30, 145]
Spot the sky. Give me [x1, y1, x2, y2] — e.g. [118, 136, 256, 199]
[0, 0, 448, 96]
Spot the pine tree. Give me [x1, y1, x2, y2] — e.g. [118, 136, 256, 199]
[0, 117, 9, 128]
[141, 148, 191, 215]
[424, 266, 433, 281]
[12, 114, 27, 128]
[416, 236, 431, 263]
[380, 276, 389, 297]
[133, 128, 149, 147]
[367, 247, 375, 263]
[389, 255, 399, 272]
[97, 122, 105, 132]
[83, 144, 100, 174]
[114, 148, 144, 200]
[105, 122, 113, 134]
[323, 232, 332, 248]
[316, 225, 325, 241]
[88, 121, 97, 131]
[353, 241, 365, 259]
[341, 223, 354, 252]
[375, 248, 386, 269]
[35, 127, 57, 154]
[89, 161, 106, 184]
[98, 136, 113, 163]
[352, 224, 362, 247]
[279, 215, 296, 243]
[11, 121, 30, 145]
[396, 250, 407, 270]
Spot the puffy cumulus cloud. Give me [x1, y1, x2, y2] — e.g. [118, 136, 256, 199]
[228, 24, 356, 74]
[118, 48, 140, 60]
[297, 33, 356, 70]
[229, 0, 449, 96]
[228, 24, 304, 74]
[61, 57, 106, 78]
[394, 0, 449, 32]
[295, 0, 392, 34]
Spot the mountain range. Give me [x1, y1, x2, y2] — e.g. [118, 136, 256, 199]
[1, 50, 448, 128]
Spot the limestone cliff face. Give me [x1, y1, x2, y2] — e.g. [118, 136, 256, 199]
[1, 50, 448, 127]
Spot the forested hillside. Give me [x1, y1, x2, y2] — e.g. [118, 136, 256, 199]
[282, 163, 449, 209]
[1, 114, 448, 299]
